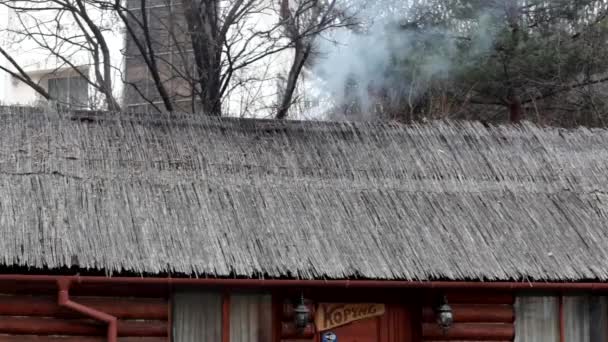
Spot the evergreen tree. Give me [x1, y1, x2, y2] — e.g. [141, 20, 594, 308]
[369, 0, 608, 124]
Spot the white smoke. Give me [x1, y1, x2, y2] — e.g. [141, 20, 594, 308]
[309, 0, 501, 120]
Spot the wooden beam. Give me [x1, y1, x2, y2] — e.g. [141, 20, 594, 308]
[272, 295, 281, 342]
[423, 341, 511, 342]
[222, 292, 230, 342]
[167, 295, 173, 342]
[422, 304, 514, 323]
[422, 323, 514, 340]
[441, 292, 514, 305]
[0, 337, 167, 342]
[0, 317, 167, 337]
[0, 295, 168, 320]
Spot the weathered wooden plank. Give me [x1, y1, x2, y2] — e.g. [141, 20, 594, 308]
[423, 340, 512, 342]
[280, 322, 315, 339]
[0, 317, 168, 337]
[422, 305, 514, 323]
[442, 293, 514, 305]
[0, 295, 168, 320]
[422, 323, 514, 341]
[0, 337, 167, 342]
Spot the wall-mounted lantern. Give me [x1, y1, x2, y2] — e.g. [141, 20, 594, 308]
[435, 295, 453, 333]
[294, 293, 310, 332]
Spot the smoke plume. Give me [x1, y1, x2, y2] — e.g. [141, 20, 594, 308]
[310, 0, 500, 120]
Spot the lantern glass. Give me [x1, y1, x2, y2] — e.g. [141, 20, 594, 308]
[437, 303, 453, 329]
[435, 295, 453, 332]
[294, 299, 310, 331]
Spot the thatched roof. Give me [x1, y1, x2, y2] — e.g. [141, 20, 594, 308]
[2, 108, 608, 281]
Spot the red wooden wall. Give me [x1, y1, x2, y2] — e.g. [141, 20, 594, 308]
[0, 282, 515, 342]
[0, 294, 170, 342]
[421, 292, 515, 342]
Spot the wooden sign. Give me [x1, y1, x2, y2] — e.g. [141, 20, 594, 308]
[315, 303, 385, 331]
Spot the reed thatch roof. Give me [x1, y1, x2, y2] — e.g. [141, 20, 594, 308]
[2, 108, 608, 281]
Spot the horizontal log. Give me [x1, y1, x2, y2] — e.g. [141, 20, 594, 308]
[0, 317, 167, 337]
[0, 295, 168, 320]
[422, 323, 514, 340]
[424, 341, 511, 342]
[281, 322, 315, 338]
[0, 337, 167, 342]
[0, 281, 169, 298]
[422, 305, 514, 323]
[442, 293, 514, 305]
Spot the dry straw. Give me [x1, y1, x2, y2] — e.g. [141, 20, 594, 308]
[1, 107, 607, 281]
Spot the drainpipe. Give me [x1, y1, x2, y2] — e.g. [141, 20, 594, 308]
[57, 278, 118, 342]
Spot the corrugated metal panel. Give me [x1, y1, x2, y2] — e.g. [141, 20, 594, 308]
[564, 296, 608, 342]
[230, 294, 272, 342]
[173, 292, 222, 342]
[514, 296, 559, 342]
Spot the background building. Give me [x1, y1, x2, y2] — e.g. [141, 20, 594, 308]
[0, 5, 124, 109]
[0, 0, 319, 117]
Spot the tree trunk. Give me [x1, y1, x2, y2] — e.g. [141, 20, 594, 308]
[74, 0, 121, 111]
[276, 42, 311, 119]
[0, 47, 52, 101]
[182, 0, 222, 116]
[508, 94, 523, 123]
[504, 0, 522, 124]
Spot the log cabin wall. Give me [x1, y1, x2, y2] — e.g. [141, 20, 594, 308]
[0, 293, 170, 342]
[0, 284, 518, 342]
[421, 292, 515, 342]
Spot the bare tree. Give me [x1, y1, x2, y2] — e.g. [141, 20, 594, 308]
[110, 0, 309, 115]
[177, 0, 296, 115]
[0, 46, 52, 100]
[275, 0, 348, 119]
[1, 0, 356, 117]
[0, 0, 358, 118]
[1, 0, 122, 110]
